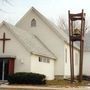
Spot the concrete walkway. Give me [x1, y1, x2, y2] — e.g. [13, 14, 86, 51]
[0, 85, 90, 90]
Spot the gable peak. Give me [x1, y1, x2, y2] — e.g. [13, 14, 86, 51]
[31, 6, 36, 11]
[29, 6, 38, 13]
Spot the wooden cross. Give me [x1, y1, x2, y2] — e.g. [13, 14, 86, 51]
[0, 32, 11, 53]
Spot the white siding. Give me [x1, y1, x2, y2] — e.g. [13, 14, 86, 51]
[64, 44, 70, 77]
[31, 55, 54, 80]
[83, 52, 90, 75]
[64, 44, 79, 78]
[0, 25, 31, 73]
[16, 11, 65, 76]
[74, 50, 79, 76]
[0, 24, 55, 80]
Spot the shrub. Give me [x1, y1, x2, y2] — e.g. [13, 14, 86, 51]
[82, 75, 90, 81]
[77, 75, 90, 81]
[8, 72, 46, 85]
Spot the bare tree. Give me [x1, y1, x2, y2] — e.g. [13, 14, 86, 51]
[57, 16, 89, 33]
[57, 16, 68, 31]
[2, 0, 12, 5]
[0, 0, 13, 13]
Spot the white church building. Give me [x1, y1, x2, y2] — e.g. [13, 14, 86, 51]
[0, 7, 89, 80]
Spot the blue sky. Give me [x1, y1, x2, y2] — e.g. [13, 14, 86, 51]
[0, 0, 90, 25]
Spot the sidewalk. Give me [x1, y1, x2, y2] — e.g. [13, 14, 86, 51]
[0, 84, 90, 90]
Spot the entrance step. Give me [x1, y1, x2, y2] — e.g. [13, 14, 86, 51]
[0, 80, 8, 85]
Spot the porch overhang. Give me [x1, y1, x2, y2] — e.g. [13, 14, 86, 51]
[0, 54, 16, 59]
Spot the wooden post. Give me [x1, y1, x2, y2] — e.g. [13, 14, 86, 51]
[79, 10, 84, 82]
[68, 10, 85, 83]
[68, 11, 74, 83]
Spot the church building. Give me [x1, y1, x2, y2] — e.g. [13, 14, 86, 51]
[0, 7, 89, 81]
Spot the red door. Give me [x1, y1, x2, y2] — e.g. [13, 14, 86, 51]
[8, 58, 15, 75]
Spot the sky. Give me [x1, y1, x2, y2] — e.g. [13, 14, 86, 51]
[0, 0, 90, 25]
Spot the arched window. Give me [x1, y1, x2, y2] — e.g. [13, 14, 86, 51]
[31, 18, 36, 27]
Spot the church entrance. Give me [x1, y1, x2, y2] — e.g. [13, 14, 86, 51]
[0, 58, 15, 80]
[0, 32, 15, 80]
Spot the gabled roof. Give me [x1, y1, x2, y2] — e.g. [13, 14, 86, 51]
[16, 7, 79, 50]
[16, 7, 68, 41]
[0, 21, 56, 59]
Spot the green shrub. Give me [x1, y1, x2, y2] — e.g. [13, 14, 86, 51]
[77, 75, 90, 81]
[8, 72, 46, 85]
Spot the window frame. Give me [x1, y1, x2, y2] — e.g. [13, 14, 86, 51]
[38, 56, 50, 63]
[31, 18, 36, 27]
[65, 48, 67, 63]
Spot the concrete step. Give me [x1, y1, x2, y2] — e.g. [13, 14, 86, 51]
[0, 80, 8, 85]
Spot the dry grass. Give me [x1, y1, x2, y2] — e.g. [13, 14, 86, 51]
[46, 79, 90, 87]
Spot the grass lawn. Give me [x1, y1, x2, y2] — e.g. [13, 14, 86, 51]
[46, 79, 90, 87]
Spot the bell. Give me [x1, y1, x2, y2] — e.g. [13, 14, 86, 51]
[73, 28, 80, 35]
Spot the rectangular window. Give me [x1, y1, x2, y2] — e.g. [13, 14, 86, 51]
[39, 57, 42, 62]
[65, 48, 67, 63]
[75, 52, 79, 65]
[38, 56, 50, 63]
[47, 58, 50, 63]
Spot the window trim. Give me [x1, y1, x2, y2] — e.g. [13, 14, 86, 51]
[31, 18, 36, 27]
[65, 48, 67, 63]
[38, 56, 50, 63]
